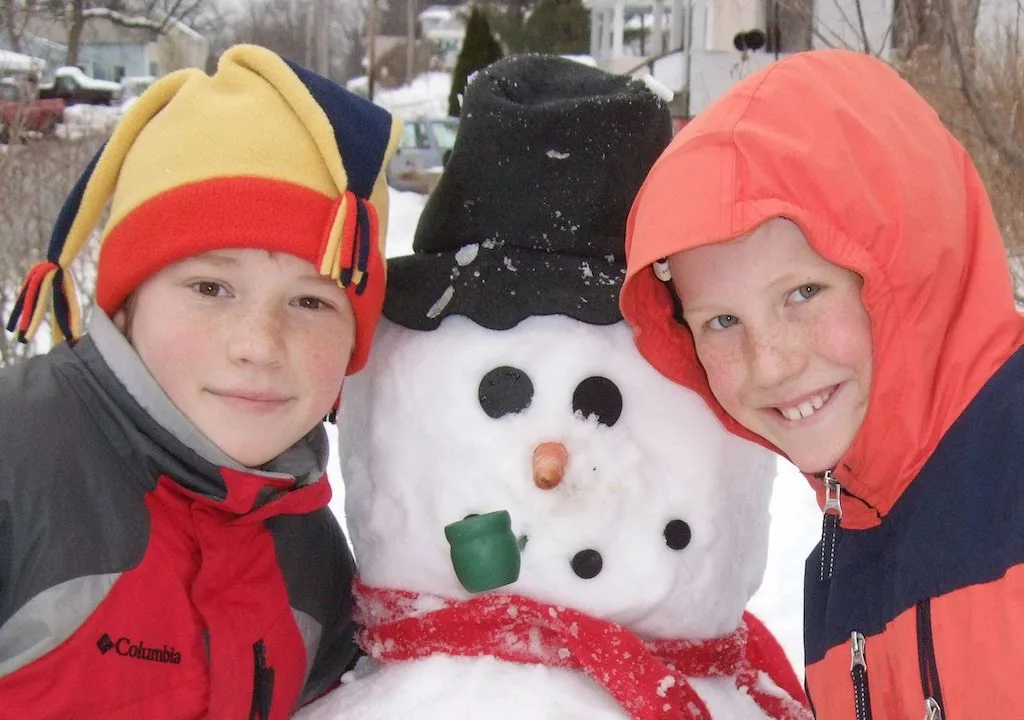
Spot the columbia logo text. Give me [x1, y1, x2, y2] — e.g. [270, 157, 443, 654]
[96, 634, 182, 664]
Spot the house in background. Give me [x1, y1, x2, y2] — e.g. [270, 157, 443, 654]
[0, 16, 208, 82]
[359, 4, 466, 86]
[585, 0, 893, 116]
[589, 0, 1023, 119]
[419, 5, 467, 69]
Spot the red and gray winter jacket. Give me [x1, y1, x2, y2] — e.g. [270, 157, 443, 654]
[0, 312, 358, 718]
[621, 50, 1024, 718]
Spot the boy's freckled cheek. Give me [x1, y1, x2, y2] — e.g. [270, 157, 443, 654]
[694, 344, 746, 396]
[304, 339, 352, 382]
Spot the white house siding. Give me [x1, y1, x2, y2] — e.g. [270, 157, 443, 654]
[591, 0, 902, 115]
[80, 43, 148, 80]
[687, 49, 783, 113]
[148, 24, 210, 76]
[710, 0, 764, 50]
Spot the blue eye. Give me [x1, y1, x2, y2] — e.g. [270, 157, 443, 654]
[707, 314, 739, 331]
[790, 284, 821, 303]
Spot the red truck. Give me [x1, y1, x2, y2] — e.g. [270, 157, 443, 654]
[0, 80, 65, 142]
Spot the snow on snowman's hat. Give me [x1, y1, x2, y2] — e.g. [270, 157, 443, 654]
[383, 55, 673, 330]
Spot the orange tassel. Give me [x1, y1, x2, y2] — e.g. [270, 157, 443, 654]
[7, 261, 59, 341]
[339, 190, 359, 287]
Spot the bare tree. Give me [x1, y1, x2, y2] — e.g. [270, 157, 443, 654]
[2, 0, 38, 52]
[62, 0, 206, 66]
[769, 0, 1024, 297]
[897, 0, 1024, 297]
[205, 0, 365, 82]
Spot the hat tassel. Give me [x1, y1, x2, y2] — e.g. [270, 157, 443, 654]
[5, 260, 80, 344]
[336, 191, 377, 296]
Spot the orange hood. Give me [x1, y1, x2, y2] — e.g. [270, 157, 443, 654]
[621, 49, 1024, 527]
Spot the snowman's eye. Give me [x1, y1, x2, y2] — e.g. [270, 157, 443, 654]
[572, 376, 623, 426]
[478, 366, 534, 419]
[664, 519, 692, 550]
[570, 548, 603, 579]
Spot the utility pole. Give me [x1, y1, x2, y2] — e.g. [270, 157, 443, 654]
[317, 0, 330, 76]
[368, 0, 378, 100]
[406, 0, 417, 83]
[304, 0, 315, 68]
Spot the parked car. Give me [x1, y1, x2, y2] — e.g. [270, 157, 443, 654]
[0, 79, 64, 142]
[387, 117, 459, 192]
[38, 66, 121, 106]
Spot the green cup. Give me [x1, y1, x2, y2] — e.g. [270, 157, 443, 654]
[444, 510, 521, 593]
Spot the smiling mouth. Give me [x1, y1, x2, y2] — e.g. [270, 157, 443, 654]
[775, 386, 837, 421]
[208, 390, 292, 409]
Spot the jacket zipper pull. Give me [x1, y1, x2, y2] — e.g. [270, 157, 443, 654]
[819, 469, 843, 582]
[249, 640, 275, 720]
[917, 598, 945, 720]
[850, 631, 873, 720]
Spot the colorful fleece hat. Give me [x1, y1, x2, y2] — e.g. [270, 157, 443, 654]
[7, 44, 402, 374]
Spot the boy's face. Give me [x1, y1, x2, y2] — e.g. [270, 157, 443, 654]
[668, 219, 873, 474]
[117, 249, 355, 467]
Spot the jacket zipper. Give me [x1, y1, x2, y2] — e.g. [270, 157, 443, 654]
[818, 469, 843, 582]
[249, 639, 276, 720]
[917, 599, 945, 720]
[850, 631, 873, 720]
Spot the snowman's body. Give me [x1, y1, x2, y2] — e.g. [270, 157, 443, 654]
[300, 655, 774, 719]
[298, 315, 784, 719]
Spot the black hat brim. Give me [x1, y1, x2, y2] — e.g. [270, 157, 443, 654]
[383, 241, 625, 331]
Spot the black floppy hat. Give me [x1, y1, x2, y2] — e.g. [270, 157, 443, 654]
[383, 54, 673, 330]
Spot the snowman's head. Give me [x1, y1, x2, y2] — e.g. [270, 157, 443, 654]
[339, 314, 776, 640]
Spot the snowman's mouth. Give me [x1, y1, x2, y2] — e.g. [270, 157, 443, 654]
[461, 512, 528, 551]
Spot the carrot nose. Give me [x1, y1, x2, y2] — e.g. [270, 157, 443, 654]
[533, 442, 568, 489]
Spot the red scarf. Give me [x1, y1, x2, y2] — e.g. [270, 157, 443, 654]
[354, 582, 811, 720]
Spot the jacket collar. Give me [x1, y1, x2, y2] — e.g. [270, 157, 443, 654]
[81, 310, 330, 515]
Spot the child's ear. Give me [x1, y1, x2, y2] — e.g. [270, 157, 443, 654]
[326, 385, 343, 424]
[111, 292, 138, 339]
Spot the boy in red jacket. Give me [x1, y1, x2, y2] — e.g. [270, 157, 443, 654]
[0, 44, 400, 718]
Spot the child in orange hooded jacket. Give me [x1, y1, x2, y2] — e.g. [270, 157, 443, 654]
[621, 49, 1024, 719]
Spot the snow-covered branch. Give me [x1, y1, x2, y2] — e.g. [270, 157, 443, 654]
[80, 7, 167, 31]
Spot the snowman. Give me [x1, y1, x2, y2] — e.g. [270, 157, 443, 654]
[298, 56, 810, 720]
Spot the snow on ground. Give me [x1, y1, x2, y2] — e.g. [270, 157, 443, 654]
[57, 103, 122, 140]
[354, 72, 454, 120]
